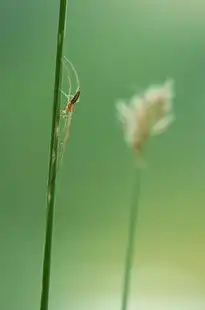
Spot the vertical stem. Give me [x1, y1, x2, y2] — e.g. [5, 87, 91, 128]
[120, 170, 141, 310]
[40, 1, 68, 310]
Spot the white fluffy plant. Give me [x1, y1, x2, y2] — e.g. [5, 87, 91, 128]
[116, 79, 176, 310]
[116, 79, 175, 165]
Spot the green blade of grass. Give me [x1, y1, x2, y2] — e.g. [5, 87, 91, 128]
[40, 1, 68, 310]
[120, 169, 141, 310]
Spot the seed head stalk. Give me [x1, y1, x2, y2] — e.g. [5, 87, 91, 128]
[40, 1, 68, 310]
[120, 169, 141, 310]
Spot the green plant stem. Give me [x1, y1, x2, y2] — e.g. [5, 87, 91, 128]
[120, 169, 141, 310]
[40, 1, 68, 310]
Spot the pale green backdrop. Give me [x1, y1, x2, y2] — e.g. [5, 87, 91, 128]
[0, 1, 205, 310]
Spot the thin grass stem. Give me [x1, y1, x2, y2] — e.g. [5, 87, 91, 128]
[120, 169, 141, 310]
[40, 1, 68, 310]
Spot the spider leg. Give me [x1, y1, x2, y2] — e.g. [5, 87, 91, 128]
[61, 57, 72, 95]
[57, 115, 72, 167]
[60, 112, 69, 120]
[60, 111, 72, 122]
[63, 56, 80, 90]
[60, 88, 73, 100]
[60, 111, 66, 117]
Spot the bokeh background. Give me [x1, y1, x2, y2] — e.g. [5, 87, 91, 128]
[1, 0, 205, 309]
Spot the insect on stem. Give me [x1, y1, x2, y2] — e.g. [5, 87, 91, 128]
[56, 57, 81, 170]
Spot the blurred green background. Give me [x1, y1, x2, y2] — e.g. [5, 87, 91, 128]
[1, 0, 205, 309]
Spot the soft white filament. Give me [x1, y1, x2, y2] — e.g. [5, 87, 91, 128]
[116, 79, 175, 154]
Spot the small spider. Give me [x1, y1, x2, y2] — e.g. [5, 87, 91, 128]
[60, 89, 81, 115]
[60, 56, 80, 118]
[57, 56, 81, 167]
